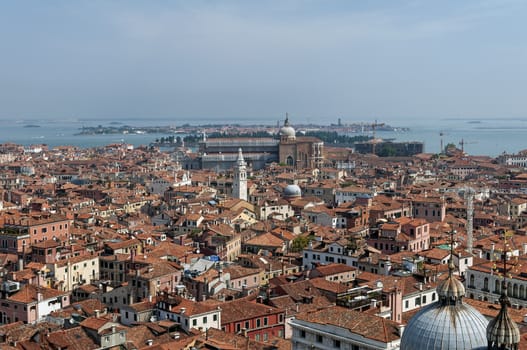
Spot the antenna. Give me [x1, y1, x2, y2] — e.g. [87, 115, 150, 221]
[464, 187, 474, 255]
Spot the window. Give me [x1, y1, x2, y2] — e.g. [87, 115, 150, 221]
[300, 330, 306, 338]
[316, 334, 323, 343]
[334, 339, 341, 348]
[193, 319, 197, 326]
[213, 314, 217, 321]
[255, 334, 260, 341]
[263, 333, 268, 341]
[405, 300, 409, 308]
[264, 317, 268, 326]
[203, 316, 207, 324]
[245, 321, 250, 329]
[256, 319, 261, 328]
[422, 295, 427, 304]
[432, 292, 436, 301]
[415, 297, 421, 306]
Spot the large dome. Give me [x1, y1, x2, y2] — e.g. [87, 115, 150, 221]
[401, 302, 489, 350]
[283, 184, 301, 198]
[280, 115, 296, 138]
[401, 255, 488, 350]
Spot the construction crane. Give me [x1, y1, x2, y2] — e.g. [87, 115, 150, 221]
[459, 139, 477, 153]
[369, 120, 385, 154]
[369, 120, 385, 140]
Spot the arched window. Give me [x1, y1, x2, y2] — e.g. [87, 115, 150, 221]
[286, 156, 294, 166]
[495, 280, 501, 294]
[469, 274, 475, 287]
[483, 277, 489, 291]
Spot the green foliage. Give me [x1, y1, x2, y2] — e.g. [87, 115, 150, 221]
[378, 145, 397, 157]
[304, 131, 371, 145]
[291, 235, 312, 252]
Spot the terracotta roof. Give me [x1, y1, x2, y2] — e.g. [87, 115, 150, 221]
[8, 284, 66, 303]
[295, 305, 401, 343]
[220, 299, 283, 324]
[244, 232, 285, 247]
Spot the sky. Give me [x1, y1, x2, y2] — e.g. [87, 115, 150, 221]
[0, 0, 526, 124]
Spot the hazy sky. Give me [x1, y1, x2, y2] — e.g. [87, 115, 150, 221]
[1, 1, 526, 123]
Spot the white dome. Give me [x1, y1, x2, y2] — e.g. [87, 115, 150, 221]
[280, 115, 296, 138]
[401, 302, 488, 350]
[401, 264, 488, 350]
[280, 125, 296, 137]
[283, 184, 301, 198]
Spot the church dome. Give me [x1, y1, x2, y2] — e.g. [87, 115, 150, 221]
[283, 184, 301, 198]
[401, 248, 488, 350]
[280, 115, 296, 138]
[436, 264, 466, 300]
[487, 287, 520, 349]
[400, 302, 489, 350]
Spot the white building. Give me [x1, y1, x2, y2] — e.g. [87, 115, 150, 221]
[48, 255, 100, 292]
[156, 297, 221, 333]
[290, 306, 402, 350]
[302, 241, 358, 270]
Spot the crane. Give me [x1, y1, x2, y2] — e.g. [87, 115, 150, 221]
[459, 139, 477, 153]
[369, 120, 385, 154]
[369, 120, 385, 140]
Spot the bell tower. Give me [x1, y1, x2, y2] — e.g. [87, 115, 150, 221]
[233, 148, 247, 201]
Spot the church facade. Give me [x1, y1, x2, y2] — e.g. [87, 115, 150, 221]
[183, 116, 323, 171]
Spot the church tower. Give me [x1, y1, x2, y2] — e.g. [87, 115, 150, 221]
[233, 148, 247, 201]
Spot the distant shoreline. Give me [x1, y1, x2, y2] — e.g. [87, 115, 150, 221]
[75, 122, 406, 136]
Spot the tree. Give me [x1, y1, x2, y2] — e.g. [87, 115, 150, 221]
[291, 235, 312, 252]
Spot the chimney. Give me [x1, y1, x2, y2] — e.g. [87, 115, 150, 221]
[94, 309, 100, 318]
[180, 307, 186, 314]
[145, 339, 153, 346]
[491, 243, 495, 260]
[397, 324, 405, 337]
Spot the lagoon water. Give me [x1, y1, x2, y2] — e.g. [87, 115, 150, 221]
[0, 116, 524, 157]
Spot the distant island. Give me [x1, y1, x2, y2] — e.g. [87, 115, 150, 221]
[77, 122, 406, 136]
[23, 124, 41, 128]
[76, 125, 179, 135]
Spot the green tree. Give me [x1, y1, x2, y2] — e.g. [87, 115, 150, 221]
[291, 236, 311, 252]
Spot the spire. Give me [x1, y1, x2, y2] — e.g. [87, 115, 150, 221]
[237, 148, 244, 161]
[284, 112, 290, 126]
[436, 229, 465, 305]
[487, 231, 520, 350]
